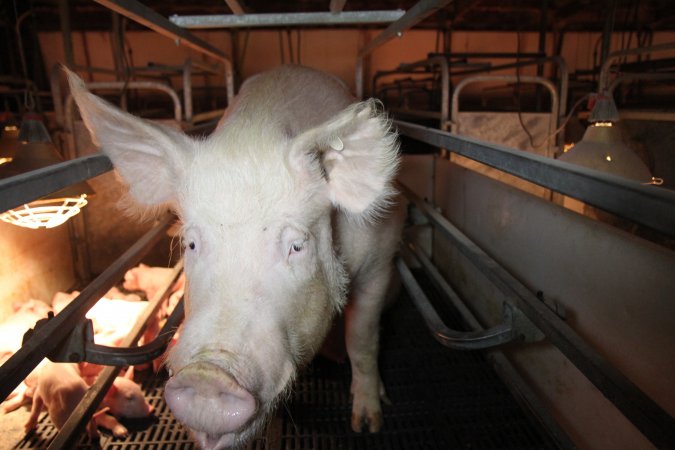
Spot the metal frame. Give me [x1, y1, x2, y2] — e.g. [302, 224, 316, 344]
[395, 120, 675, 237]
[397, 181, 675, 448]
[92, 0, 235, 103]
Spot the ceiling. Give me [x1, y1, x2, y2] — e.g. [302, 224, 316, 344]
[7, 0, 675, 33]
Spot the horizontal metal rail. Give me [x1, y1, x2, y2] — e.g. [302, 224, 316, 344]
[395, 120, 675, 238]
[399, 182, 675, 448]
[0, 153, 112, 213]
[0, 213, 175, 403]
[396, 254, 517, 349]
[170, 11, 406, 28]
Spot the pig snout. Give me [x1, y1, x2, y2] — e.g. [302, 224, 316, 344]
[164, 362, 256, 446]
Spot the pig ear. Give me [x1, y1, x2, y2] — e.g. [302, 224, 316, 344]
[66, 67, 189, 208]
[289, 99, 399, 220]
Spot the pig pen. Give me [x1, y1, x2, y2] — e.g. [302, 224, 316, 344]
[2, 3, 675, 449]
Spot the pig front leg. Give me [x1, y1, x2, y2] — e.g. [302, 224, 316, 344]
[95, 412, 128, 438]
[344, 269, 392, 433]
[24, 393, 44, 433]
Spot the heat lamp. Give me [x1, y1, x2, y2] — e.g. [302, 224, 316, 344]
[0, 112, 93, 229]
[559, 92, 654, 183]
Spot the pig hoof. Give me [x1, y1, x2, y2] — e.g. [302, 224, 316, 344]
[351, 409, 383, 433]
[112, 424, 129, 438]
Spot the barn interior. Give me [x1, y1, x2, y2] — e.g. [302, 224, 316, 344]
[1, 1, 674, 449]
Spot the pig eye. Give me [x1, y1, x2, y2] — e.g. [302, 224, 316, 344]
[290, 242, 304, 253]
[182, 228, 201, 254]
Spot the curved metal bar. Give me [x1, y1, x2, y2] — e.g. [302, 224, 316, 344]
[398, 181, 675, 448]
[65, 80, 183, 124]
[83, 299, 183, 366]
[396, 255, 517, 350]
[599, 42, 675, 93]
[450, 74, 559, 156]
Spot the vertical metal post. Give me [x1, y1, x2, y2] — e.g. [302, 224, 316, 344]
[58, 0, 75, 67]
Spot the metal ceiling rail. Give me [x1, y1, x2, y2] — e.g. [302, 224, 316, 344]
[395, 120, 675, 238]
[0, 153, 112, 213]
[170, 11, 406, 28]
[398, 183, 675, 448]
[93, 0, 235, 102]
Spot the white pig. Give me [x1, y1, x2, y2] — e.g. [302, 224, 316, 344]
[68, 64, 404, 450]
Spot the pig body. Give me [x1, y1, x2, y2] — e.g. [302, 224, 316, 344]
[25, 362, 153, 439]
[0, 300, 51, 364]
[69, 65, 403, 450]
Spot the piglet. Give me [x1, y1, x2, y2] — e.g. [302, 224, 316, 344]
[25, 363, 154, 439]
[124, 264, 184, 300]
[0, 299, 52, 364]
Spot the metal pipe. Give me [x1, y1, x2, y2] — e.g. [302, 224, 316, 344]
[599, 41, 675, 92]
[92, 0, 235, 102]
[183, 59, 193, 123]
[170, 10, 406, 28]
[398, 182, 675, 448]
[450, 74, 559, 156]
[356, 0, 453, 98]
[0, 213, 174, 403]
[396, 254, 517, 350]
[396, 120, 675, 237]
[47, 261, 184, 450]
[65, 80, 183, 122]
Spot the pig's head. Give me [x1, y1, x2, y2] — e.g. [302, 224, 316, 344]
[68, 68, 398, 449]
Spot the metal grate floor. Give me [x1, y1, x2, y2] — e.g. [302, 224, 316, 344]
[12, 275, 558, 450]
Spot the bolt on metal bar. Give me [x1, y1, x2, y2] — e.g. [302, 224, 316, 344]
[0, 153, 112, 213]
[398, 182, 675, 448]
[395, 120, 675, 238]
[0, 213, 175, 403]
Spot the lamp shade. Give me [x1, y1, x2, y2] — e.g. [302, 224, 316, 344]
[0, 113, 94, 229]
[559, 123, 652, 183]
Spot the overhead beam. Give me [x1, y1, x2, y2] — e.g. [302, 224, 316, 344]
[358, 0, 453, 57]
[224, 0, 250, 15]
[329, 0, 347, 13]
[93, 0, 229, 63]
[92, 0, 234, 101]
[170, 10, 406, 29]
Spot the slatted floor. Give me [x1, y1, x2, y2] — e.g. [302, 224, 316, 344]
[12, 273, 558, 450]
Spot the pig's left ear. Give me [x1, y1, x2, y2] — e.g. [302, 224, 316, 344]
[289, 99, 399, 220]
[66, 67, 189, 209]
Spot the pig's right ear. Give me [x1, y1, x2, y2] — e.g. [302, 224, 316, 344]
[66, 68, 188, 207]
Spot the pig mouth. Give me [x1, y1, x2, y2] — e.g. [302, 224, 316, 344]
[192, 430, 236, 450]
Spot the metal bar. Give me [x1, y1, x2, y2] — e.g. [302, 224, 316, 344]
[48, 296, 185, 450]
[599, 42, 675, 92]
[65, 79, 183, 122]
[329, 0, 347, 13]
[225, 0, 248, 15]
[396, 255, 517, 350]
[398, 182, 675, 448]
[170, 10, 406, 29]
[395, 120, 675, 237]
[0, 154, 112, 213]
[0, 213, 174, 403]
[358, 0, 452, 58]
[92, 0, 235, 102]
[404, 239, 574, 447]
[450, 74, 559, 155]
